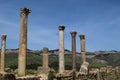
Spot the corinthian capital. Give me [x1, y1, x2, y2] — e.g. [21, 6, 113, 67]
[59, 25, 65, 31]
[70, 31, 77, 37]
[20, 8, 31, 16]
[79, 34, 85, 40]
[1, 34, 7, 40]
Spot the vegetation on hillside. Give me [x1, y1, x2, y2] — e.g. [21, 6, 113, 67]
[0, 49, 119, 72]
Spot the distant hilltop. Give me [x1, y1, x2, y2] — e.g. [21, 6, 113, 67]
[0, 48, 120, 55]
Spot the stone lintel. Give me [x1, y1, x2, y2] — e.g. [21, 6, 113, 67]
[59, 25, 65, 31]
[79, 34, 85, 40]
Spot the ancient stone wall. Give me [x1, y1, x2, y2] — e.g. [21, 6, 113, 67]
[0, 73, 40, 80]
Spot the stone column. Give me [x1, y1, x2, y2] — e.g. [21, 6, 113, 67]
[18, 8, 31, 76]
[79, 34, 86, 63]
[0, 34, 7, 72]
[79, 35, 89, 74]
[58, 25, 65, 74]
[70, 31, 77, 71]
[43, 47, 49, 68]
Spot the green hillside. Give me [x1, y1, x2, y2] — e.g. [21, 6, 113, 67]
[0, 49, 119, 72]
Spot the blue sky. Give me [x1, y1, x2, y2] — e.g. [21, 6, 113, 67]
[0, 0, 120, 52]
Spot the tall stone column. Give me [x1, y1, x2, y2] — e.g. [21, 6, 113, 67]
[43, 47, 49, 68]
[18, 8, 31, 76]
[79, 34, 86, 63]
[58, 25, 65, 74]
[70, 31, 77, 71]
[0, 34, 7, 72]
[79, 35, 89, 74]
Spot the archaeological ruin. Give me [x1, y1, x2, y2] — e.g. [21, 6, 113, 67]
[58, 25, 65, 74]
[18, 8, 31, 76]
[0, 34, 7, 73]
[0, 8, 120, 80]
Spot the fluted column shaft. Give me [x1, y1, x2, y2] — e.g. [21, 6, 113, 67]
[18, 8, 30, 76]
[43, 47, 49, 68]
[59, 25, 65, 74]
[0, 34, 7, 72]
[70, 31, 77, 71]
[79, 34, 86, 63]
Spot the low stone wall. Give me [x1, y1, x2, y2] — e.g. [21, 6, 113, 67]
[0, 66, 119, 80]
[0, 73, 39, 80]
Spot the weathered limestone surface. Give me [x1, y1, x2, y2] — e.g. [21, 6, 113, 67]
[37, 67, 55, 80]
[70, 31, 77, 71]
[37, 47, 55, 80]
[70, 32, 77, 80]
[58, 25, 65, 74]
[79, 62, 89, 74]
[18, 8, 31, 76]
[79, 34, 89, 74]
[80, 34, 86, 63]
[0, 34, 7, 72]
[43, 47, 49, 68]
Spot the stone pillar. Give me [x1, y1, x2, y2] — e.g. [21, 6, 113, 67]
[18, 8, 31, 76]
[70, 31, 77, 71]
[43, 47, 49, 68]
[0, 34, 7, 72]
[79, 34, 86, 63]
[58, 25, 65, 74]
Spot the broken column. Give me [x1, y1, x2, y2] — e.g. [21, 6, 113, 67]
[59, 25, 65, 74]
[43, 47, 49, 68]
[37, 48, 53, 79]
[18, 8, 31, 76]
[0, 34, 7, 72]
[70, 31, 77, 71]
